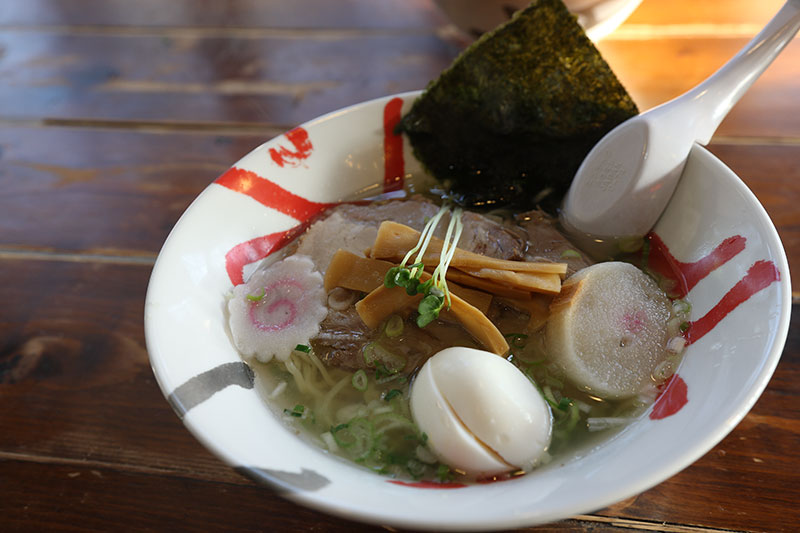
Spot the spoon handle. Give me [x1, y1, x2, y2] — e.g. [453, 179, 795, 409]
[687, 0, 800, 143]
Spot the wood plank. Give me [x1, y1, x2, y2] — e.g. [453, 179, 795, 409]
[625, 0, 786, 27]
[0, 126, 269, 256]
[0, 0, 787, 32]
[0, 257, 796, 531]
[0, 30, 458, 127]
[1, 130, 799, 292]
[0, 29, 796, 137]
[707, 143, 800, 288]
[595, 38, 800, 138]
[0, 461, 651, 533]
[0, 0, 446, 29]
[0, 260, 244, 484]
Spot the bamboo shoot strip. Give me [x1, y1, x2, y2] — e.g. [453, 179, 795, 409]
[324, 249, 395, 293]
[370, 221, 567, 275]
[502, 294, 553, 331]
[443, 268, 533, 300]
[326, 249, 492, 314]
[456, 266, 562, 295]
[355, 285, 509, 356]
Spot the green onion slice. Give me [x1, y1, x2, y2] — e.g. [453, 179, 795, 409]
[383, 389, 402, 402]
[384, 315, 404, 338]
[504, 332, 528, 349]
[331, 418, 375, 460]
[351, 369, 368, 392]
[363, 342, 406, 373]
[284, 404, 306, 418]
[246, 288, 266, 302]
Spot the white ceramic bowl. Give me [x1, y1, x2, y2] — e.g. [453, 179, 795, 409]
[144, 92, 791, 531]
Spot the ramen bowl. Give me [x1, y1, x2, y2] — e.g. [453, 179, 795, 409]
[144, 92, 791, 531]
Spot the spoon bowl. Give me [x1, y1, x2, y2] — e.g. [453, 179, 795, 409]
[562, 0, 800, 257]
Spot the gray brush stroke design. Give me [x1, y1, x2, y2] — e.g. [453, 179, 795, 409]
[236, 466, 331, 493]
[168, 361, 255, 418]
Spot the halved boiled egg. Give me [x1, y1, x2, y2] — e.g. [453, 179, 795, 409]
[410, 347, 552, 477]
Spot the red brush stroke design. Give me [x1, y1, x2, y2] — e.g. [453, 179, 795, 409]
[388, 480, 467, 489]
[383, 97, 405, 192]
[684, 260, 780, 345]
[215, 167, 335, 221]
[642, 235, 781, 419]
[269, 127, 313, 167]
[650, 375, 688, 420]
[647, 233, 746, 299]
[224, 223, 310, 286]
[222, 98, 406, 285]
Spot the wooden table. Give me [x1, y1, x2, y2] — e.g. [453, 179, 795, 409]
[1, 1, 798, 531]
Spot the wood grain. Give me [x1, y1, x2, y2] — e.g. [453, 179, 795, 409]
[1, 129, 798, 293]
[0, 30, 795, 137]
[1, 1, 798, 531]
[0, 256, 797, 531]
[0, 127, 268, 256]
[596, 39, 800, 139]
[707, 143, 800, 288]
[0, 0, 787, 30]
[0, 30, 457, 127]
[626, 0, 786, 27]
[2, 461, 664, 533]
[0, 260, 244, 483]
[0, 0, 446, 30]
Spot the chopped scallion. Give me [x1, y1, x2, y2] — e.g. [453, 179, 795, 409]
[351, 369, 368, 392]
[504, 332, 528, 349]
[284, 404, 306, 418]
[246, 288, 266, 302]
[436, 463, 453, 482]
[384, 314, 404, 338]
[294, 344, 311, 353]
[383, 389, 402, 402]
[560, 249, 582, 259]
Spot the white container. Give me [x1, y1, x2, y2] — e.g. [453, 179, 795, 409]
[145, 92, 791, 531]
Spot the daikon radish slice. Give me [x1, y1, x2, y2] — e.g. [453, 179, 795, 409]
[546, 262, 671, 399]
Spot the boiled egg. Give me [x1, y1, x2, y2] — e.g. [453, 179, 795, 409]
[410, 347, 552, 477]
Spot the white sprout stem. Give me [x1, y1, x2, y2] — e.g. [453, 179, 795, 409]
[432, 209, 458, 284]
[432, 207, 463, 308]
[401, 206, 444, 268]
[442, 211, 464, 307]
[406, 204, 449, 274]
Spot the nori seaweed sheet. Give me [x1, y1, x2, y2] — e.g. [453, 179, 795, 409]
[397, 0, 638, 212]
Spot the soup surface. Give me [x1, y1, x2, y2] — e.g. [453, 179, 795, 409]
[227, 197, 689, 482]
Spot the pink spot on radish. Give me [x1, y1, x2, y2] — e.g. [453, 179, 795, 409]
[621, 310, 646, 334]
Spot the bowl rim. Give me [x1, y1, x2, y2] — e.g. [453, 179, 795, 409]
[144, 91, 792, 531]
